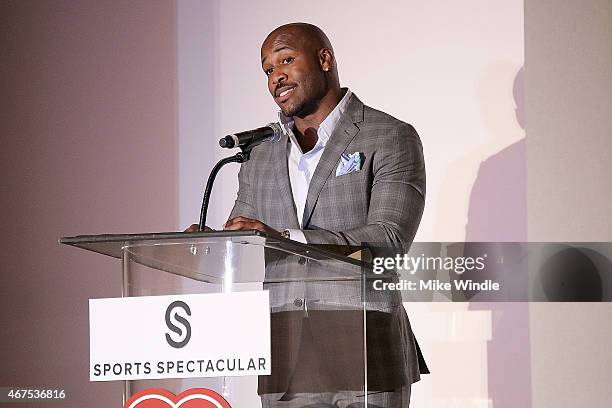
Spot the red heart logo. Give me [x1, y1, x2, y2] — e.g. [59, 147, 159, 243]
[123, 388, 232, 408]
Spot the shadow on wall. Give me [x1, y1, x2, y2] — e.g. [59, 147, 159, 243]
[465, 67, 532, 408]
[433, 62, 525, 241]
[466, 67, 526, 242]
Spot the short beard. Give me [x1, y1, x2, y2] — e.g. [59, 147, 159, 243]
[284, 78, 326, 118]
[283, 98, 320, 119]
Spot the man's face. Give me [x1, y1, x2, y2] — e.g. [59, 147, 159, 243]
[261, 32, 326, 118]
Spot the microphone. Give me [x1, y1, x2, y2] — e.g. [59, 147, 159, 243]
[219, 122, 282, 149]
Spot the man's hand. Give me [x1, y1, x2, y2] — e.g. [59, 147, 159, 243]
[183, 224, 214, 232]
[224, 216, 281, 238]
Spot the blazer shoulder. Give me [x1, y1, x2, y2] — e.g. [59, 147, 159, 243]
[245, 132, 287, 163]
[360, 104, 421, 143]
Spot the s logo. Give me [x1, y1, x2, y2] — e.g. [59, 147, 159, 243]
[165, 301, 191, 349]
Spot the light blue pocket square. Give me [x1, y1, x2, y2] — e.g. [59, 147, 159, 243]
[336, 152, 362, 176]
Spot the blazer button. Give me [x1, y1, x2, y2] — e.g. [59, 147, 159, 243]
[298, 257, 307, 265]
[293, 298, 303, 307]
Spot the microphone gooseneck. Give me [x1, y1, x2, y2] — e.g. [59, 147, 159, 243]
[199, 123, 281, 231]
[198, 151, 249, 231]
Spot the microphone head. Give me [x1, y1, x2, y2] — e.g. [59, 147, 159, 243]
[219, 135, 235, 148]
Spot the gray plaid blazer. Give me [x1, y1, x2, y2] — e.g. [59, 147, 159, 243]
[229, 91, 425, 246]
[229, 92, 428, 392]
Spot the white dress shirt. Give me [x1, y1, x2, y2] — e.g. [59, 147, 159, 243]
[278, 89, 353, 243]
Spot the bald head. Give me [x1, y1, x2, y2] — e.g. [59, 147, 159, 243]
[261, 23, 339, 82]
[262, 23, 334, 56]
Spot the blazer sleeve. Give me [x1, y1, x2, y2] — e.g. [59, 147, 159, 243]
[301, 123, 425, 247]
[228, 158, 258, 221]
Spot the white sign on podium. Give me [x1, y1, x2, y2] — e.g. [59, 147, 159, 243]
[89, 291, 271, 382]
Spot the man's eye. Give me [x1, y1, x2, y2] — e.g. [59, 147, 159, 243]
[265, 68, 273, 76]
[282, 57, 294, 64]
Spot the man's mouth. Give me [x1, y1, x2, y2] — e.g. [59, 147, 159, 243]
[275, 86, 296, 101]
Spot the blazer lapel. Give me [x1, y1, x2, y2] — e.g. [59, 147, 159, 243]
[301, 95, 365, 227]
[272, 133, 301, 229]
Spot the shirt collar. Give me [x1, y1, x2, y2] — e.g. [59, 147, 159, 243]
[277, 88, 352, 150]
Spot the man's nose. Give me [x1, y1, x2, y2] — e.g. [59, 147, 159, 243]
[271, 68, 287, 85]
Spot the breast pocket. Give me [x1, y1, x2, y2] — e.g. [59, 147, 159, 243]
[318, 169, 371, 228]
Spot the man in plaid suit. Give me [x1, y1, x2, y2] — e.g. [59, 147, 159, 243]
[224, 23, 428, 407]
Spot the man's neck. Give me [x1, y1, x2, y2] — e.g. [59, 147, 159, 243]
[293, 87, 345, 153]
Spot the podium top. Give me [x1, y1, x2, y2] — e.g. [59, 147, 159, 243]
[60, 230, 364, 283]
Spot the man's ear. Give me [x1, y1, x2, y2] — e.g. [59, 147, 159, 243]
[319, 48, 334, 72]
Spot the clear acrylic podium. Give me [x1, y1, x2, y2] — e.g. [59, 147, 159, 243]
[61, 231, 408, 407]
